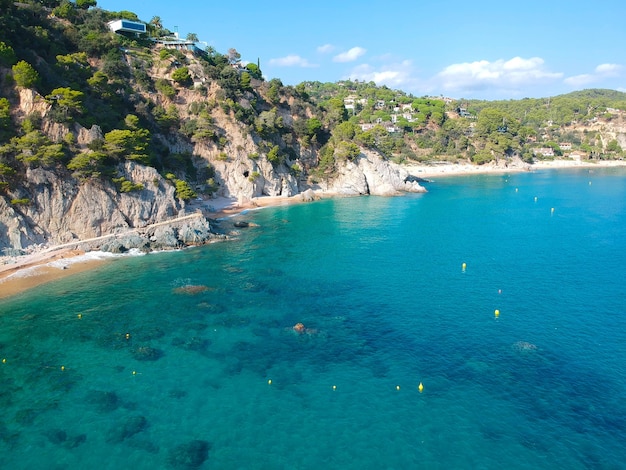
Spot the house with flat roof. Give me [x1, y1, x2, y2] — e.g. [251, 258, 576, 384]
[107, 19, 146, 36]
[152, 32, 199, 52]
[533, 147, 555, 157]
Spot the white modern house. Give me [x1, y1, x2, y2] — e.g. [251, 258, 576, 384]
[107, 19, 147, 36]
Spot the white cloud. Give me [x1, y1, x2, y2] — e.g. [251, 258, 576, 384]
[333, 47, 367, 63]
[436, 57, 563, 94]
[564, 63, 623, 87]
[268, 55, 318, 68]
[344, 60, 422, 91]
[595, 63, 622, 75]
[564, 74, 595, 87]
[317, 44, 335, 54]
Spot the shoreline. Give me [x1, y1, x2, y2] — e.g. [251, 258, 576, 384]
[404, 158, 626, 179]
[2, 158, 625, 300]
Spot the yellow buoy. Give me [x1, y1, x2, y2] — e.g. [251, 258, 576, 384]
[125, 333, 130, 340]
[495, 309, 500, 318]
[61, 366, 65, 371]
[551, 208, 555, 214]
[132, 370, 137, 375]
[2, 358, 6, 364]
[396, 385, 400, 391]
[268, 379, 272, 385]
[418, 382, 424, 393]
[77, 313, 82, 319]
[332, 385, 336, 391]
[462, 262, 466, 271]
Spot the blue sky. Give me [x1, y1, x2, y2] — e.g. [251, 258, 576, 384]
[97, 0, 625, 100]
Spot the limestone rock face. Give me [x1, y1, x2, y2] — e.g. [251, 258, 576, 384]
[325, 150, 426, 196]
[17, 88, 50, 119]
[0, 162, 186, 252]
[0, 197, 38, 254]
[75, 124, 103, 147]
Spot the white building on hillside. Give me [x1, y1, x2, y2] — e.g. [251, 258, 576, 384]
[107, 19, 146, 36]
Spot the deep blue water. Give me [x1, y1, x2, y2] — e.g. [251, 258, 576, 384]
[1, 168, 626, 469]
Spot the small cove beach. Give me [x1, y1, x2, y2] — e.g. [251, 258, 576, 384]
[2, 158, 624, 299]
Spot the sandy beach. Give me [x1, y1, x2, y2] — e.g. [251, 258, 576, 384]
[404, 158, 626, 179]
[2, 158, 624, 299]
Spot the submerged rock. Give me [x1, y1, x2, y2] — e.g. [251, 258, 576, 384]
[168, 389, 188, 399]
[44, 428, 67, 445]
[106, 415, 148, 443]
[512, 341, 538, 352]
[66, 433, 87, 448]
[86, 390, 119, 413]
[173, 285, 209, 295]
[132, 346, 164, 361]
[167, 439, 210, 469]
[44, 429, 87, 448]
[14, 408, 38, 426]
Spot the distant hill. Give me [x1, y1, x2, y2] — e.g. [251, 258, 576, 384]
[560, 89, 626, 102]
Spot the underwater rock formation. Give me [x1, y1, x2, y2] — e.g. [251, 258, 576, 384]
[132, 346, 164, 361]
[106, 415, 148, 443]
[167, 439, 210, 469]
[85, 390, 119, 413]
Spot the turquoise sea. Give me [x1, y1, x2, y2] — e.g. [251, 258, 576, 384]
[1, 168, 626, 469]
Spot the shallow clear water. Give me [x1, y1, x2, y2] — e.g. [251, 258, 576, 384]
[1, 168, 626, 469]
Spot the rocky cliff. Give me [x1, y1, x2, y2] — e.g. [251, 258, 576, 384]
[1, 100, 424, 256]
[2, 75, 425, 256]
[325, 149, 426, 196]
[0, 160, 191, 254]
[0, 148, 424, 255]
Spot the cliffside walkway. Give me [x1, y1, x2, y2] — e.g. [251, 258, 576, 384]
[0, 211, 205, 276]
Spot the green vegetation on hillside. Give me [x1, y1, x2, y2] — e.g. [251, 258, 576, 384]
[0, 1, 624, 204]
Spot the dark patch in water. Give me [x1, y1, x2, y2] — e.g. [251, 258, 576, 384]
[14, 408, 38, 426]
[44, 429, 87, 449]
[66, 433, 87, 448]
[186, 322, 209, 331]
[86, 390, 120, 413]
[168, 389, 188, 399]
[132, 346, 164, 361]
[106, 415, 148, 443]
[0, 423, 20, 445]
[166, 439, 210, 469]
[44, 428, 67, 445]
